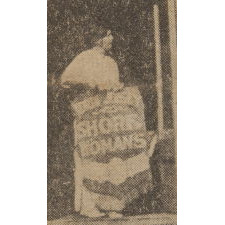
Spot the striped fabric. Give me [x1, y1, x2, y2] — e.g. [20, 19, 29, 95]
[72, 87, 153, 212]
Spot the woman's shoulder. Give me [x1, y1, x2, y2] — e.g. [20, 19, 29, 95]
[72, 49, 118, 69]
[73, 49, 93, 60]
[103, 55, 118, 69]
[75, 49, 106, 64]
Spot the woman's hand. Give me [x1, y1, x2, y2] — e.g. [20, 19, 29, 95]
[61, 82, 93, 91]
[61, 83, 71, 89]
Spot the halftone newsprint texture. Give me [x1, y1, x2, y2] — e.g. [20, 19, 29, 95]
[47, 0, 177, 224]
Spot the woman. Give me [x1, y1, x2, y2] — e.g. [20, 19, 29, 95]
[61, 26, 123, 91]
[61, 25, 157, 218]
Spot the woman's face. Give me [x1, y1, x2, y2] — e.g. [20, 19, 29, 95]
[101, 30, 114, 51]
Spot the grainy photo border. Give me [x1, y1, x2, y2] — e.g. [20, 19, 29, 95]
[47, 0, 177, 224]
[0, 1, 225, 225]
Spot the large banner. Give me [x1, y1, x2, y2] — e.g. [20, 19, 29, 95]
[72, 87, 153, 212]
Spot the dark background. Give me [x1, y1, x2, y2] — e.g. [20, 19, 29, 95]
[48, 0, 176, 220]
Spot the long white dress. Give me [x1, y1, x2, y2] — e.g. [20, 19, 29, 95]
[61, 48, 154, 217]
[61, 48, 124, 216]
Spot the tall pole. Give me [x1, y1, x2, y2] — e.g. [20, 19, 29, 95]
[167, 0, 177, 178]
[168, 0, 177, 135]
[154, 4, 164, 138]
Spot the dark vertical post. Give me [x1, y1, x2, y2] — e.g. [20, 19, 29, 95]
[154, 3, 164, 138]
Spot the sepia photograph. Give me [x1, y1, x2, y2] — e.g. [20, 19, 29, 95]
[2, 1, 225, 225]
[47, 0, 177, 224]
